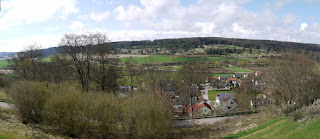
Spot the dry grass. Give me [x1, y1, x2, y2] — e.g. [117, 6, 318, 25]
[0, 107, 65, 139]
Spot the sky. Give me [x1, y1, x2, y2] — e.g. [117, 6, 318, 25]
[0, 0, 320, 52]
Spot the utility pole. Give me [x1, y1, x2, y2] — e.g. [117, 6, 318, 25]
[253, 72, 258, 112]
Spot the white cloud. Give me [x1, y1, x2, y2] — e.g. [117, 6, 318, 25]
[0, 0, 78, 31]
[300, 23, 308, 31]
[109, 0, 320, 45]
[0, 34, 62, 52]
[90, 11, 111, 21]
[194, 22, 215, 34]
[232, 23, 254, 35]
[275, 0, 293, 10]
[282, 14, 297, 25]
[70, 21, 84, 31]
[108, 30, 198, 42]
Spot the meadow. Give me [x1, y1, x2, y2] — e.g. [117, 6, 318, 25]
[119, 55, 248, 64]
[224, 67, 252, 73]
[0, 60, 12, 68]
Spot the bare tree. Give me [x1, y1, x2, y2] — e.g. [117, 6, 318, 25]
[48, 55, 73, 84]
[9, 44, 42, 80]
[178, 61, 209, 117]
[91, 34, 121, 93]
[124, 57, 141, 91]
[265, 52, 320, 113]
[59, 33, 95, 92]
[142, 56, 158, 94]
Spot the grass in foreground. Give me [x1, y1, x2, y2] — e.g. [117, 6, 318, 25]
[224, 116, 320, 139]
[224, 116, 287, 138]
[208, 90, 232, 101]
[225, 67, 252, 73]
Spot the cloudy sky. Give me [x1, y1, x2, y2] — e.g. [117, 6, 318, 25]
[0, 0, 320, 52]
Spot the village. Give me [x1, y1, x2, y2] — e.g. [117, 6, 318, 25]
[170, 71, 266, 118]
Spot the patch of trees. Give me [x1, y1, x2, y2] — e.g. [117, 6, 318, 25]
[264, 52, 320, 114]
[40, 36, 320, 57]
[109, 37, 320, 55]
[206, 48, 244, 55]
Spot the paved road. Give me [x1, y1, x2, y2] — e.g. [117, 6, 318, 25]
[0, 102, 13, 108]
[175, 115, 241, 128]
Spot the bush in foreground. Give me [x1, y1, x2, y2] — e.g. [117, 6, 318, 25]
[7, 81, 173, 138]
[7, 81, 50, 124]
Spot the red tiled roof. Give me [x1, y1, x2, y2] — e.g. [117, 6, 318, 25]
[236, 79, 242, 83]
[185, 101, 212, 113]
[206, 76, 218, 80]
[227, 77, 237, 81]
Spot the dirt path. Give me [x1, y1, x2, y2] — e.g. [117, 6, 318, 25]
[239, 119, 286, 139]
[175, 115, 241, 128]
[0, 102, 13, 108]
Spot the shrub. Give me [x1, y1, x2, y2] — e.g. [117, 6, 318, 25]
[7, 81, 50, 124]
[7, 81, 173, 138]
[292, 99, 320, 121]
[43, 85, 121, 138]
[0, 75, 14, 88]
[122, 94, 173, 138]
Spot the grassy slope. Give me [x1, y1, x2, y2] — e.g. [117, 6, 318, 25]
[224, 67, 252, 73]
[208, 90, 232, 101]
[225, 116, 320, 139]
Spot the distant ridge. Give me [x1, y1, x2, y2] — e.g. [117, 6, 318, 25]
[7, 37, 320, 58]
[0, 52, 16, 59]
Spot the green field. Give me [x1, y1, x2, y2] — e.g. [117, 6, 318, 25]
[208, 90, 232, 101]
[0, 60, 12, 68]
[225, 116, 320, 139]
[215, 45, 237, 48]
[42, 56, 52, 62]
[225, 67, 252, 73]
[213, 73, 234, 77]
[120, 55, 240, 64]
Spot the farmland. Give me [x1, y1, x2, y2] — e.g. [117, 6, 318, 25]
[224, 67, 252, 73]
[0, 60, 12, 68]
[119, 55, 249, 64]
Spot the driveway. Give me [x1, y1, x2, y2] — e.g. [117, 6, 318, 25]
[175, 115, 241, 128]
[0, 102, 13, 108]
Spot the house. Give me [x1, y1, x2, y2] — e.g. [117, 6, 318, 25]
[174, 96, 198, 117]
[212, 93, 239, 114]
[233, 74, 248, 79]
[206, 76, 218, 82]
[211, 82, 232, 90]
[218, 75, 231, 80]
[218, 99, 239, 113]
[227, 78, 242, 87]
[214, 93, 234, 106]
[185, 101, 212, 117]
[201, 90, 209, 100]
